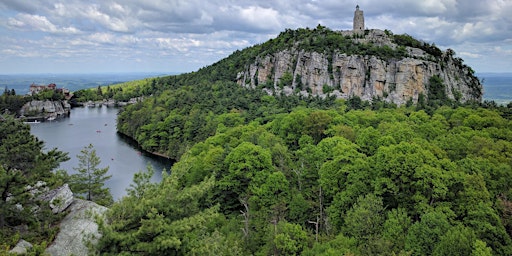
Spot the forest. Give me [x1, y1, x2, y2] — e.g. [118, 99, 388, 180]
[98, 100, 512, 255]
[82, 26, 512, 255]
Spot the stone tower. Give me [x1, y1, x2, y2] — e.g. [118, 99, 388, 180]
[353, 5, 364, 31]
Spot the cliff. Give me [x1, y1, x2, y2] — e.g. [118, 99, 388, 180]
[20, 100, 71, 120]
[235, 28, 482, 105]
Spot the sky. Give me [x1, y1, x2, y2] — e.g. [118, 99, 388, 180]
[0, 0, 511, 74]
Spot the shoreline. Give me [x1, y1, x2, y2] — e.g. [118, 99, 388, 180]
[115, 131, 174, 163]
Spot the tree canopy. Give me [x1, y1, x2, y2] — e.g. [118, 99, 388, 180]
[96, 103, 512, 255]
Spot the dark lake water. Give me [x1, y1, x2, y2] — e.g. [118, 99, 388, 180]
[29, 106, 172, 200]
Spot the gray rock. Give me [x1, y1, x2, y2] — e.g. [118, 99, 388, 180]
[20, 100, 70, 118]
[236, 29, 482, 105]
[39, 184, 74, 214]
[9, 239, 33, 254]
[45, 199, 108, 256]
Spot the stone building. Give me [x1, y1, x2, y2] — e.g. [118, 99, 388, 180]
[353, 5, 364, 32]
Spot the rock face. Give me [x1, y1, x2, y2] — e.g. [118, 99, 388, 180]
[45, 199, 108, 256]
[236, 29, 482, 105]
[39, 184, 74, 214]
[20, 100, 70, 119]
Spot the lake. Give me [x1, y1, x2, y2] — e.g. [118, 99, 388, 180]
[29, 106, 172, 200]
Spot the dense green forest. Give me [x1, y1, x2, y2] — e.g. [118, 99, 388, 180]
[3, 26, 511, 255]
[100, 104, 512, 255]
[93, 27, 512, 255]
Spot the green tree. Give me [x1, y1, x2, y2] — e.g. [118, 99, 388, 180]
[405, 211, 451, 256]
[69, 144, 113, 206]
[472, 240, 493, 256]
[218, 141, 274, 212]
[304, 110, 332, 143]
[464, 202, 512, 255]
[96, 169, 225, 255]
[0, 116, 68, 246]
[433, 225, 477, 256]
[271, 221, 309, 255]
[382, 208, 412, 254]
[342, 194, 386, 254]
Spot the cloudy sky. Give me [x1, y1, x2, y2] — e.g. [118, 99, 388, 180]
[1, 0, 511, 74]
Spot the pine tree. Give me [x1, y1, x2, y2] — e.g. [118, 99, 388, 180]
[0, 115, 69, 245]
[70, 144, 113, 206]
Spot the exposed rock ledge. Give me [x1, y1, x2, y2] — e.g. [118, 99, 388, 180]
[9, 184, 107, 256]
[45, 199, 107, 256]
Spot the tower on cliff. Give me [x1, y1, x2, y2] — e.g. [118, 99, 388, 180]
[353, 5, 364, 32]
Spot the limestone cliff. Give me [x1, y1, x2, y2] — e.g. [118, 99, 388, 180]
[235, 28, 482, 105]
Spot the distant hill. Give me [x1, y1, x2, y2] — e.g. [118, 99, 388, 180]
[0, 72, 173, 95]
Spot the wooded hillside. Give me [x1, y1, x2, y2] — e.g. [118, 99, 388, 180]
[92, 27, 511, 255]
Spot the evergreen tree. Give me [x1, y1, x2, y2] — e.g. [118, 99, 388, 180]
[69, 144, 113, 206]
[0, 115, 68, 246]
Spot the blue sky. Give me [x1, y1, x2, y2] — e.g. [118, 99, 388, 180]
[1, 0, 511, 74]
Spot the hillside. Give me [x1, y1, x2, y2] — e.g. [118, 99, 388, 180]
[78, 26, 512, 255]
[113, 26, 483, 160]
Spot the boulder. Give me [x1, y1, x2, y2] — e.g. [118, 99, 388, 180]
[20, 100, 70, 118]
[45, 199, 108, 256]
[39, 184, 74, 214]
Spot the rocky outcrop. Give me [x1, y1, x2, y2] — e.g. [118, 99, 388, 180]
[20, 100, 70, 119]
[7, 184, 106, 255]
[39, 184, 74, 214]
[236, 29, 482, 105]
[45, 199, 107, 256]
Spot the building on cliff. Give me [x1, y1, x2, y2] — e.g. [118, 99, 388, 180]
[29, 83, 72, 99]
[353, 5, 365, 32]
[29, 83, 56, 95]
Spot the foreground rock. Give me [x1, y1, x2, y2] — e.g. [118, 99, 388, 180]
[45, 199, 107, 256]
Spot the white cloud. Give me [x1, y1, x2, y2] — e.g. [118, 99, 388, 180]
[494, 46, 512, 56]
[83, 4, 129, 32]
[7, 13, 79, 34]
[459, 52, 481, 58]
[238, 6, 281, 31]
[0, 0, 511, 73]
